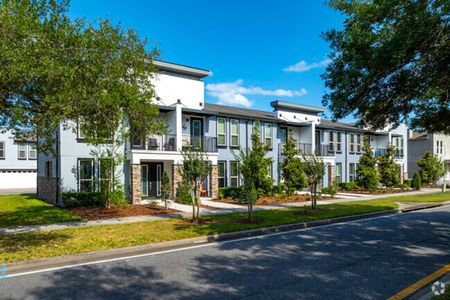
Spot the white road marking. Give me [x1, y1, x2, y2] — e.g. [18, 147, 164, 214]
[4, 205, 447, 279]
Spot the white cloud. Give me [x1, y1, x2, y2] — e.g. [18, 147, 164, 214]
[205, 79, 307, 107]
[283, 58, 331, 73]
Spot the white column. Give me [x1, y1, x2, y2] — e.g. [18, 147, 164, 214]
[311, 122, 316, 153]
[175, 103, 183, 152]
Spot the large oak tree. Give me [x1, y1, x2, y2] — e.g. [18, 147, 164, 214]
[0, 0, 164, 151]
[322, 0, 449, 133]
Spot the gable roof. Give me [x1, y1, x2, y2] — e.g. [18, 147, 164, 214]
[204, 103, 280, 122]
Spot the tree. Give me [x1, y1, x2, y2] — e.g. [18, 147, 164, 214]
[417, 151, 445, 185]
[322, 0, 450, 133]
[160, 170, 171, 210]
[302, 154, 326, 209]
[0, 0, 165, 152]
[356, 136, 379, 192]
[234, 124, 272, 222]
[281, 133, 307, 195]
[411, 172, 422, 190]
[378, 147, 400, 188]
[179, 148, 211, 222]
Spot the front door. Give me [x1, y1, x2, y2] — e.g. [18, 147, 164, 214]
[191, 118, 203, 149]
[141, 162, 163, 197]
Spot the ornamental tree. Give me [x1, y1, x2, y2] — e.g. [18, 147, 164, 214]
[356, 136, 379, 192]
[378, 147, 400, 187]
[281, 133, 307, 195]
[323, 0, 450, 133]
[417, 151, 445, 185]
[302, 154, 326, 209]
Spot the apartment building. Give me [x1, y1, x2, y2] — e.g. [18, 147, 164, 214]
[36, 60, 409, 205]
[408, 132, 450, 183]
[0, 130, 37, 189]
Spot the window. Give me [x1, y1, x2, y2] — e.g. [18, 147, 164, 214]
[335, 163, 342, 183]
[0, 141, 4, 159]
[436, 140, 443, 155]
[99, 159, 112, 191]
[336, 132, 342, 152]
[45, 161, 52, 178]
[217, 117, 226, 146]
[356, 134, 362, 153]
[218, 161, 226, 188]
[264, 123, 273, 148]
[349, 134, 355, 153]
[280, 127, 288, 145]
[28, 143, 37, 160]
[230, 119, 239, 147]
[392, 137, 404, 156]
[268, 163, 273, 179]
[329, 131, 334, 151]
[230, 161, 239, 187]
[78, 159, 94, 192]
[77, 118, 86, 139]
[349, 163, 356, 182]
[18, 143, 27, 160]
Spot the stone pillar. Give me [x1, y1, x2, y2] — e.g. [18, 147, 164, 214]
[328, 164, 335, 188]
[211, 164, 219, 199]
[131, 164, 141, 204]
[172, 164, 183, 200]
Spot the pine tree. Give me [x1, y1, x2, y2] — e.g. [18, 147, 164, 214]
[417, 151, 445, 185]
[378, 146, 400, 187]
[411, 172, 422, 190]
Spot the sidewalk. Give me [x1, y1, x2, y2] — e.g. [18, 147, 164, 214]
[0, 188, 444, 235]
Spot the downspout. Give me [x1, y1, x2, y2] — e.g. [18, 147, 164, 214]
[345, 131, 348, 182]
[56, 126, 60, 205]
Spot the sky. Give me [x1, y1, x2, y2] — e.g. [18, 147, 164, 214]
[68, 0, 345, 118]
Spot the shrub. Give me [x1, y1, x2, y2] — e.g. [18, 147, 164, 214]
[321, 186, 337, 197]
[177, 180, 192, 205]
[219, 187, 243, 199]
[411, 173, 422, 190]
[403, 179, 411, 186]
[396, 183, 409, 190]
[417, 151, 445, 185]
[338, 182, 359, 190]
[62, 192, 105, 208]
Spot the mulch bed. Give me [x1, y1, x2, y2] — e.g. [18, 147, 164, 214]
[339, 189, 409, 195]
[256, 194, 310, 205]
[68, 204, 178, 220]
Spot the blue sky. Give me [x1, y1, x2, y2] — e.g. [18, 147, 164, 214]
[69, 0, 344, 117]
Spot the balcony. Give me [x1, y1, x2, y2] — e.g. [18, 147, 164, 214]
[278, 143, 335, 157]
[373, 148, 404, 158]
[315, 145, 335, 157]
[182, 135, 218, 152]
[131, 134, 177, 151]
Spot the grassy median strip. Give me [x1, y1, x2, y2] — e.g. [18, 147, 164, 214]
[1, 191, 449, 263]
[0, 194, 82, 228]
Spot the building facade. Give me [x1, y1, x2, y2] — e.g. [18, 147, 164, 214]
[0, 130, 37, 189]
[36, 60, 409, 205]
[408, 132, 450, 184]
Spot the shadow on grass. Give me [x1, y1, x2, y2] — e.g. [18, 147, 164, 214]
[0, 231, 72, 255]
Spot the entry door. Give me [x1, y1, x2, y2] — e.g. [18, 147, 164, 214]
[148, 162, 163, 197]
[141, 165, 149, 197]
[191, 118, 203, 149]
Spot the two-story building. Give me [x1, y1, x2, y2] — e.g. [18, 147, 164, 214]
[36, 60, 409, 205]
[408, 131, 450, 184]
[0, 130, 37, 189]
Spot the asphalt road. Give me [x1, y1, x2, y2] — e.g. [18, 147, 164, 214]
[1, 206, 450, 300]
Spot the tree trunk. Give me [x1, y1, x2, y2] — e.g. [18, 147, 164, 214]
[190, 187, 196, 221]
[195, 183, 200, 220]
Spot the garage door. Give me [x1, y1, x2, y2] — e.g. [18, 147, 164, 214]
[0, 170, 37, 188]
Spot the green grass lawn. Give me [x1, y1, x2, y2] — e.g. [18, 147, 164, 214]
[0, 191, 449, 263]
[0, 194, 82, 228]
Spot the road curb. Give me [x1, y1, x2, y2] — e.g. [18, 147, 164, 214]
[4, 209, 400, 275]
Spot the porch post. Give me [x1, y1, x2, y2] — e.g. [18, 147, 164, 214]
[211, 164, 219, 199]
[328, 164, 335, 188]
[131, 164, 142, 204]
[172, 164, 182, 200]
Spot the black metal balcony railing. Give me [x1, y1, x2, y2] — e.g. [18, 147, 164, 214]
[182, 135, 218, 152]
[131, 134, 177, 151]
[278, 143, 335, 157]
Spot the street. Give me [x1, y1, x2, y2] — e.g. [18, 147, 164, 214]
[1, 206, 450, 299]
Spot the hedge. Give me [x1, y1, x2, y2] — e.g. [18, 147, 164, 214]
[62, 192, 106, 208]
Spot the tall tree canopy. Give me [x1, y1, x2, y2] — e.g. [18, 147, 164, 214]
[0, 0, 164, 151]
[323, 0, 449, 133]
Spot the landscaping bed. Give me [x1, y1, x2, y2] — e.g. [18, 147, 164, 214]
[218, 194, 328, 206]
[68, 204, 178, 220]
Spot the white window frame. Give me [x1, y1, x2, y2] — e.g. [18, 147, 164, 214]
[28, 143, 37, 160]
[77, 118, 86, 139]
[78, 159, 94, 192]
[329, 131, 334, 152]
[218, 161, 226, 188]
[217, 117, 226, 146]
[230, 119, 239, 147]
[18, 143, 27, 160]
[230, 161, 239, 187]
[335, 163, 342, 183]
[356, 134, 362, 153]
[336, 132, 342, 152]
[349, 134, 355, 153]
[264, 123, 273, 148]
[349, 163, 356, 182]
[0, 141, 4, 159]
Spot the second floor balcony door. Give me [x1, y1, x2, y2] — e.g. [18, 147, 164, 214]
[191, 118, 203, 149]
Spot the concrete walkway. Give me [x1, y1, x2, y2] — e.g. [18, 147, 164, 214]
[0, 188, 444, 235]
